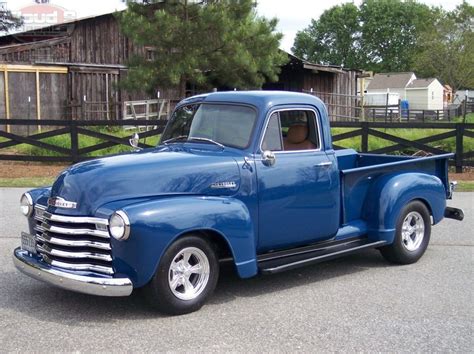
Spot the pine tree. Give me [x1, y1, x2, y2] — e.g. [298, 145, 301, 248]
[117, 0, 287, 97]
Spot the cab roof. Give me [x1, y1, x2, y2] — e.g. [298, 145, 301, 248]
[178, 91, 326, 112]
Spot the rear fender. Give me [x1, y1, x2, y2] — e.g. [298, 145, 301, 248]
[363, 173, 446, 244]
[106, 196, 257, 288]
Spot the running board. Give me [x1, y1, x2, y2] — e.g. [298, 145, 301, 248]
[258, 238, 387, 274]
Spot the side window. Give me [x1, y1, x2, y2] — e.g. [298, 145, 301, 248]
[262, 113, 283, 151]
[280, 110, 319, 151]
[262, 110, 320, 152]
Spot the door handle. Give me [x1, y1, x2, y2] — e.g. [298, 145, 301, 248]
[315, 161, 333, 167]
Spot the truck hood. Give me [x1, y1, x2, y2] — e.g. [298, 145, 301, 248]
[49, 147, 241, 216]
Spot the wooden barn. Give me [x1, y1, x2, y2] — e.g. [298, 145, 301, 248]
[263, 54, 361, 120]
[0, 10, 361, 130]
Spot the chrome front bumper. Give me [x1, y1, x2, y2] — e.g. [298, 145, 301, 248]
[13, 248, 133, 297]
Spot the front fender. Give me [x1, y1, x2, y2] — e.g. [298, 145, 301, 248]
[101, 196, 257, 288]
[363, 172, 446, 244]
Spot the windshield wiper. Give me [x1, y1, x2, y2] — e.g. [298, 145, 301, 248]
[162, 135, 188, 145]
[162, 135, 225, 149]
[187, 137, 225, 149]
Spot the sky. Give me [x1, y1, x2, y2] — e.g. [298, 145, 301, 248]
[2, 0, 472, 51]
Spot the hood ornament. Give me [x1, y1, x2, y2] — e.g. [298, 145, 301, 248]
[48, 197, 77, 209]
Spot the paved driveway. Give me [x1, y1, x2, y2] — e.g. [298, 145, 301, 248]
[0, 188, 472, 352]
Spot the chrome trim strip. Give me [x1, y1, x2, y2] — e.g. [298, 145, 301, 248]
[39, 254, 114, 275]
[37, 233, 111, 251]
[37, 244, 113, 262]
[13, 248, 132, 297]
[35, 223, 110, 239]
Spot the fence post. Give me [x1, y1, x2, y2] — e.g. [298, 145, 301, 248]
[422, 110, 425, 123]
[70, 120, 79, 163]
[447, 109, 451, 121]
[463, 98, 467, 122]
[436, 110, 439, 121]
[455, 123, 464, 173]
[361, 122, 369, 153]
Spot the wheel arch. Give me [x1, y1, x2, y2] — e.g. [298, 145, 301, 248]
[110, 196, 258, 288]
[363, 172, 446, 244]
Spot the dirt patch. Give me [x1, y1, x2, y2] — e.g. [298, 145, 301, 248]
[449, 170, 474, 181]
[0, 161, 69, 179]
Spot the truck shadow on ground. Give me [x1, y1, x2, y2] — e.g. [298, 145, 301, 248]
[3, 249, 390, 323]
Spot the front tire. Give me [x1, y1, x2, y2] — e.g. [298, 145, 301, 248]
[380, 201, 431, 264]
[143, 235, 219, 315]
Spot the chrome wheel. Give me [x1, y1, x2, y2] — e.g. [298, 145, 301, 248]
[401, 211, 425, 252]
[168, 247, 210, 301]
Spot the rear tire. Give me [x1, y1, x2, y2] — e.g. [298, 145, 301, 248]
[380, 201, 431, 264]
[143, 235, 219, 315]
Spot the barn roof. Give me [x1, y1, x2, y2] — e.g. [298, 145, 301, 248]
[367, 72, 415, 90]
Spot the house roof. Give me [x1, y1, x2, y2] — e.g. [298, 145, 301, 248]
[366, 72, 415, 90]
[406, 78, 436, 89]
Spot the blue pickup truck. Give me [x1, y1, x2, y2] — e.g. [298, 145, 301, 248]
[14, 91, 464, 315]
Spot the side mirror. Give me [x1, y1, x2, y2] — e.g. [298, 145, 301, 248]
[129, 133, 141, 151]
[261, 150, 276, 167]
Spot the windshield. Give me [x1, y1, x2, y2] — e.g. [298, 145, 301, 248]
[160, 104, 257, 149]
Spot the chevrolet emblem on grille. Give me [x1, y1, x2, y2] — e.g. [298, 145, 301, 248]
[48, 197, 77, 209]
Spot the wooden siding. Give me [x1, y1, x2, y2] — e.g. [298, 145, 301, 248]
[69, 15, 144, 65]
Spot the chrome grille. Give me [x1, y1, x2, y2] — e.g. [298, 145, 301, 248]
[33, 205, 114, 275]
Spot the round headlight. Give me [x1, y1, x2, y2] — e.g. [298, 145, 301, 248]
[20, 193, 33, 217]
[109, 210, 130, 241]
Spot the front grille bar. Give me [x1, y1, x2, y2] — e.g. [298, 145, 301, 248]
[37, 244, 113, 262]
[35, 223, 110, 239]
[37, 233, 111, 251]
[41, 254, 115, 275]
[35, 210, 109, 226]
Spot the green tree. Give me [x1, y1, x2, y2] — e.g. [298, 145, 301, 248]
[292, 3, 361, 68]
[0, 8, 23, 33]
[117, 0, 287, 97]
[413, 2, 474, 91]
[292, 0, 438, 71]
[359, 0, 439, 72]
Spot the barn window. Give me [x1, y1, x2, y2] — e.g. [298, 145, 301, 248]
[145, 47, 156, 61]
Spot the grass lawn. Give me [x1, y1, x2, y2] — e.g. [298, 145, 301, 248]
[0, 177, 55, 188]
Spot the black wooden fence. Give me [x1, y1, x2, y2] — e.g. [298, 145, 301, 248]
[331, 122, 474, 172]
[0, 120, 473, 172]
[0, 119, 167, 163]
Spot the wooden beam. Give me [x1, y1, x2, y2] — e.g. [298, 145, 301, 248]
[0, 64, 67, 74]
[4, 68, 10, 133]
[36, 70, 42, 133]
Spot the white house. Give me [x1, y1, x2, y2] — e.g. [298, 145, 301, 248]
[405, 78, 444, 110]
[366, 72, 444, 111]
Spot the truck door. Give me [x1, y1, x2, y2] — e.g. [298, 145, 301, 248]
[256, 108, 340, 252]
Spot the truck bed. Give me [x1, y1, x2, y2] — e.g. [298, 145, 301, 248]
[335, 149, 452, 224]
